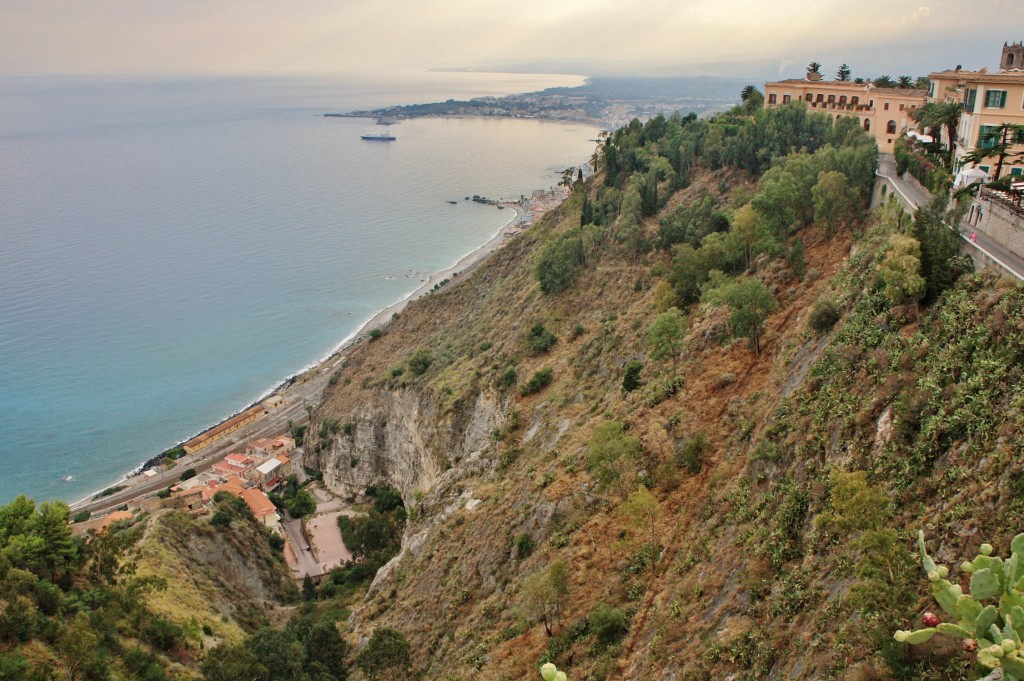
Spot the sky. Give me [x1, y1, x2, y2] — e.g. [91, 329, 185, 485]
[1, 1, 1021, 81]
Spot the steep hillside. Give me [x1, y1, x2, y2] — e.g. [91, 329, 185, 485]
[299, 105, 1021, 681]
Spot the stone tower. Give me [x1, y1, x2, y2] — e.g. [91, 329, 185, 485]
[1002, 41, 1024, 70]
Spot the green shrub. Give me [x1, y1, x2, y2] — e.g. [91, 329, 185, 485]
[528, 323, 557, 354]
[808, 300, 840, 334]
[72, 510, 91, 523]
[521, 368, 553, 396]
[407, 348, 433, 375]
[675, 433, 709, 474]
[368, 328, 384, 340]
[622, 360, 643, 392]
[514, 533, 535, 559]
[589, 603, 629, 648]
[179, 468, 197, 481]
[156, 487, 172, 499]
[500, 366, 517, 389]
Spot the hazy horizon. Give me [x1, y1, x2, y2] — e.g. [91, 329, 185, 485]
[2, 2, 1021, 84]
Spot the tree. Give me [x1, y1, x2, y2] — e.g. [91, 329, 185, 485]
[836, 64, 851, 81]
[807, 61, 822, 74]
[645, 307, 687, 367]
[585, 421, 642, 497]
[303, 621, 350, 679]
[518, 559, 570, 636]
[202, 643, 269, 681]
[619, 486, 660, 552]
[912, 196, 972, 303]
[911, 101, 962, 166]
[730, 204, 760, 270]
[964, 123, 1024, 181]
[897, 75, 914, 89]
[701, 275, 779, 355]
[876, 234, 926, 316]
[356, 627, 412, 681]
[812, 170, 861, 236]
[873, 75, 896, 88]
[536, 232, 586, 294]
[740, 85, 763, 113]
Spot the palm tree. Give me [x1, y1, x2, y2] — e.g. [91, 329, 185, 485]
[964, 124, 1024, 181]
[854, 77, 866, 84]
[740, 85, 763, 113]
[808, 61, 822, 74]
[897, 76, 914, 89]
[910, 101, 962, 166]
[873, 75, 896, 88]
[836, 64, 852, 81]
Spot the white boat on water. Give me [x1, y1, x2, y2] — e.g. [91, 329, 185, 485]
[361, 131, 396, 141]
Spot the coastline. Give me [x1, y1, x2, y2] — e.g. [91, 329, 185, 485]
[73, 199, 534, 507]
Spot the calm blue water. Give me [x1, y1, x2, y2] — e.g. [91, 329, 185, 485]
[0, 73, 598, 504]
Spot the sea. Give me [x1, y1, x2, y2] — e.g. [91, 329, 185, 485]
[0, 71, 600, 505]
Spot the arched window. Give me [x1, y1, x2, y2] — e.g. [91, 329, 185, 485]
[886, 120, 897, 134]
[839, 95, 847, 105]
[816, 93, 824, 102]
[828, 94, 836, 103]
[1009, 53, 1016, 66]
[805, 93, 813, 101]
[864, 119, 871, 132]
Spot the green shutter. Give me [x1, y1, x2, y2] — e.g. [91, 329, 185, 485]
[1000, 90, 1007, 108]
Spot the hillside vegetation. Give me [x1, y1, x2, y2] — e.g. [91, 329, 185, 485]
[0, 495, 296, 680]
[290, 98, 1024, 680]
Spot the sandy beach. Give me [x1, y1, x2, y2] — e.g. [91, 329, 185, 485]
[72, 190, 568, 513]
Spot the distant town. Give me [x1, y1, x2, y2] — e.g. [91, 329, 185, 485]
[332, 76, 748, 128]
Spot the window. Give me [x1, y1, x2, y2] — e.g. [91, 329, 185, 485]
[965, 88, 977, 110]
[979, 124, 998, 149]
[884, 102, 890, 110]
[863, 119, 871, 132]
[869, 99, 874, 108]
[852, 96, 859, 105]
[985, 90, 1007, 108]
[839, 95, 847, 105]
[1012, 167, 1023, 177]
[782, 94, 791, 104]
[805, 93, 813, 101]
[828, 94, 836, 103]
[768, 93, 777, 104]
[816, 93, 824, 102]
[1009, 54, 1016, 66]
[899, 103, 904, 111]
[886, 120, 897, 134]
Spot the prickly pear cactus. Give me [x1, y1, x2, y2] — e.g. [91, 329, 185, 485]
[540, 662, 568, 681]
[894, 531, 1024, 680]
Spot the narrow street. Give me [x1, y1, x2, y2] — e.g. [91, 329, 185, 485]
[876, 153, 1024, 280]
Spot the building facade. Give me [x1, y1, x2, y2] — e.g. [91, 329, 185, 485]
[928, 44, 1024, 179]
[763, 76, 926, 153]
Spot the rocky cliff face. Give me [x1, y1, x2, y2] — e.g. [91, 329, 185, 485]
[311, 386, 506, 502]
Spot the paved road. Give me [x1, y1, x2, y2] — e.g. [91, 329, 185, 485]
[71, 360, 339, 516]
[877, 153, 1024, 280]
[282, 515, 320, 579]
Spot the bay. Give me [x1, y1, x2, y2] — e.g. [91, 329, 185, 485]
[0, 72, 600, 504]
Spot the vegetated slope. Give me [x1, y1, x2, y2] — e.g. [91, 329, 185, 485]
[0, 495, 295, 680]
[132, 503, 299, 645]
[307, 103, 1014, 680]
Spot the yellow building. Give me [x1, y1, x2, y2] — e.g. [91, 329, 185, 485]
[764, 74, 926, 154]
[928, 43, 1024, 179]
[182, 404, 266, 454]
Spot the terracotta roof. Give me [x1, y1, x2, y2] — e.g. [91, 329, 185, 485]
[241, 488, 277, 518]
